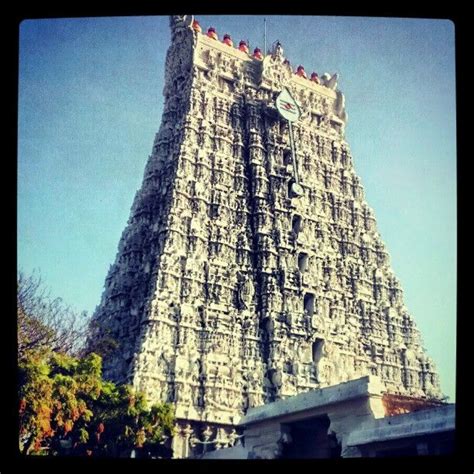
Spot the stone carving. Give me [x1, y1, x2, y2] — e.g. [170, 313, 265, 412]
[260, 42, 293, 91]
[88, 16, 443, 458]
[236, 273, 254, 310]
[334, 90, 348, 123]
[321, 72, 339, 90]
[169, 15, 194, 31]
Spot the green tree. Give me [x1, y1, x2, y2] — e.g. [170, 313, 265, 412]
[17, 270, 175, 457]
[19, 350, 175, 457]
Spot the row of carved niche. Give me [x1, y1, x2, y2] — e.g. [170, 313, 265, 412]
[262, 127, 344, 163]
[160, 231, 390, 285]
[157, 253, 241, 285]
[160, 283, 246, 312]
[176, 146, 247, 176]
[252, 209, 384, 258]
[245, 149, 356, 194]
[189, 99, 342, 149]
[149, 339, 264, 380]
[188, 90, 242, 126]
[261, 287, 357, 323]
[264, 133, 353, 168]
[170, 312, 261, 340]
[239, 110, 341, 149]
[153, 236, 391, 298]
[246, 148, 362, 197]
[359, 302, 413, 326]
[156, 267, 253, 303]
[149, 381, 245, 412]
[129, 189, 250, 232]
[300, 197, 371, 227]
[263, 274, 402, 320]
[181, 113, 241, 138]
[138, 180, 247, 218]
[145, 302, 262, 337]
[360, 315, 421, 348]
[167, 189, 378, 244]
[183, 124, 350, 188]
[398, 367, 438, 390]
[360, 316, 419, 344]
[162, 216, 252, 253]
[166, 89, 343, 164]
[292, 229, 381, 262]
[251, 200, 378, 243]
[182, 129, 245, 162]
[119, 207, 388, 278]
[171, 171, 247, 199]
[264, 117, 349, 154]
[178, 219, 250, 247]
[244, 82, 338, 123]
[176, 145, 246, 172]
[170, 186, 245, 215]
[290, 208, 378, 242]
[249, 150, 357, 197]
[162, 241, 250, 276]
[361, 305, 420, 335]
[266, 153, 356, 188]
[251, 176, 363, 210]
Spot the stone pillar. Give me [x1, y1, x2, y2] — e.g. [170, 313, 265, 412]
[171, 423, 185, 459]
[244, 422, 292, 459]
[328, 375, 386, 458]
[181, 423, 194, 458]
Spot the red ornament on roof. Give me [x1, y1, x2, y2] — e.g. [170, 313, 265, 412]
[238, 40, 249, 54]
[207, 27, 218, 40]
[310, 72, 321, 84]
[296, 65, 307, 78]
[223, 34, 233, 47]
[253, 47, 263, 60]
[192, 20, 202, 33]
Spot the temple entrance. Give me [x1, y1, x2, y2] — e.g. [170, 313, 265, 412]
[280, 415, 341, 459]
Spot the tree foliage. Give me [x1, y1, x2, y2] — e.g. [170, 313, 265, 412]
[17, 270, 175, 458]
[19, 350, 175, 457]
[17, 271, 88, 359]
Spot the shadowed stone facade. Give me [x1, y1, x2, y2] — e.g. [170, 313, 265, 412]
[89, 15, 442, 457]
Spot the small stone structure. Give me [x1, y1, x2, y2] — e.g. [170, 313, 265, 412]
[89, 15, 444, 458]
[345, 403, 454, 457]
[200, 376, 453, 459]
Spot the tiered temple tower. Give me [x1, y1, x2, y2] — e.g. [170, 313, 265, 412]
[89, 15, 442, 457]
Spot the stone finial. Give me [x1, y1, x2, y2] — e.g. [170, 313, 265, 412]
[169, 15, 194, 31]
[321, 72, 339, 90]
[271, 41, 285, 62]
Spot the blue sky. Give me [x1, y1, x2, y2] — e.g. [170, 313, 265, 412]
[18, 16, 456, 400]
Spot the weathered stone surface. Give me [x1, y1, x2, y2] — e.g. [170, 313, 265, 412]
[346, 404, 455, 447]
[241, 375, 385, 425]
[89, 15, 443, 457]
[240, 375, 386, 459]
